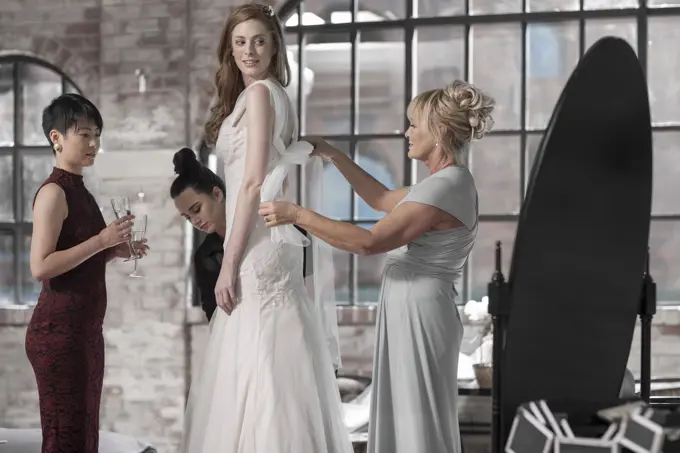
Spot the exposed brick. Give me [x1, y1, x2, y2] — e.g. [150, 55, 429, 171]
[7, 1, 677, 452]
[137, 33, 169, 47]
[65, 22, 100, 35]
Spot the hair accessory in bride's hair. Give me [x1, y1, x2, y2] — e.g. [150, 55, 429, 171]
[261, 4, 275, 17]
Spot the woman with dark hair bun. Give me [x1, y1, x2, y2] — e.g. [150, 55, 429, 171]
[171, 148, 227, 321]
[170, 147, 310, 322]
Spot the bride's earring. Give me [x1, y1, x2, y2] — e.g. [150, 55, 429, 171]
[53, 143, 62, 153]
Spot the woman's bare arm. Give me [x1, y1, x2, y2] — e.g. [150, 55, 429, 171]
[294, 201, 446, 256]
[30, 184, 106, 281]
[221, 83, 273, 268]
[327, 149, 408, 213]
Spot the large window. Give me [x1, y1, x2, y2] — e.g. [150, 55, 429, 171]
[192, 1, 680, 307]
[0, 56, 81, 307]
[280, 0, 680, 306]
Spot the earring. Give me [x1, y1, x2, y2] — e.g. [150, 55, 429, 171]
[53, 143, 62, 153]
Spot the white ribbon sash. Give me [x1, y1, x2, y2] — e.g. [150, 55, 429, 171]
[260, 140, 313, 247]
[259, 138, 342, 369]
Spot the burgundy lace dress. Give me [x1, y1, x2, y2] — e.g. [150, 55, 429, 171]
[25, 167, 108, 453]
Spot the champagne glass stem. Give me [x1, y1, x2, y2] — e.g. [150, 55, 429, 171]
[123, 238, 137, 262]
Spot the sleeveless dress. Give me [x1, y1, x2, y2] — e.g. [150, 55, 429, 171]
[179, 79, 352, 453]
[367, 166, 478, 453]
[25, 167, 108, 453]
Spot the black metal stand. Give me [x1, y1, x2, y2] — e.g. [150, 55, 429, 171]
[487, 241, 511, 453]
[639, 247, 656, 403]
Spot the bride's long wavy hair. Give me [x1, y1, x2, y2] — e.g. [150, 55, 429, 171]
[204, 3, 291, 145]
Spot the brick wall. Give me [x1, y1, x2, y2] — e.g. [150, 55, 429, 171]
[0, 0, 252, 450]
[1, 1, 680, 453]
[95, 152, 187, 450]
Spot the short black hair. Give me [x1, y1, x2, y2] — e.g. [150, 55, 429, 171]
[41, 93, 104, 150]
[170, 148, 226, 199]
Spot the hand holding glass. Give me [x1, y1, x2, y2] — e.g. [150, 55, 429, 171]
[110, 197, 136, 262]
[129, 214, 147, 278]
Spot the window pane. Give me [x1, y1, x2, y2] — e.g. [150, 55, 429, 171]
[0, 234, 15, 306]
[525, 132, 543, 182]
[652, 131, 680, 215]
[354, 139, 406, 221]
[284, 32, 303, 116]
[19, 63, 62, 146]
[0, 63, 14, 146]
[358, 28, 405, 134]
[416, 26, 464, 94]
[648, 17, 680, 126]
[527, 0, 578, 11]
[471, 0, 521, 14]
[649, 221, 680, 305]
[283, 13, 322, 28]
[584, 0, 637, 8]
[416, 0, 464, 18]
[0, 155, 14, 222]
[296, 4, 404, 24]
[648, 0, 680, 6]
[471, 23, 522, 131]
[309, 140, 352, 220]
[287, 1, 346, 25]
[470, 135, 521, 215]
[360, 0, 406, 19]
[331, 245, 351, 305]
[303, 32, 351, 135]
[22, 152, 55, 221]
[468, 221, 517, 301]
[526, 21, 580, 130]
[65, 80, 78, 94]
[585, 18, 637, 55]
[355, 222, 385, 304]
[22, 234, 39, 304]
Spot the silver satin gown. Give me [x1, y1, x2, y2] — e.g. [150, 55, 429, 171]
[367, 165, 478, 453]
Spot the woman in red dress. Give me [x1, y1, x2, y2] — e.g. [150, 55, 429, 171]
[25, 93, 148, 453]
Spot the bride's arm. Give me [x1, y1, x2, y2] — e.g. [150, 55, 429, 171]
[222, 83, 273, 269]
[313, 139, 408, 213]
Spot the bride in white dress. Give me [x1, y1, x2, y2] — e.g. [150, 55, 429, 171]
[179, 4, 352, 453]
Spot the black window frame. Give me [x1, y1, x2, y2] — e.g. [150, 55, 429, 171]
[0, 54, 83, 307]
[193, 0, 680, 307]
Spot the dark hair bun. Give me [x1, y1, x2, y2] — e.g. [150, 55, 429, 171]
[173, 148, 200, 176]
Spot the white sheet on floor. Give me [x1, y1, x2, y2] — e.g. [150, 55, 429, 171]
[0, 429, 156, 453]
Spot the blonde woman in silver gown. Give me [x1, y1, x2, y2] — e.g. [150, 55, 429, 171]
[259, 80, 495, 453]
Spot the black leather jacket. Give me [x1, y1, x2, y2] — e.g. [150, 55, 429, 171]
[193, 226, 311, 322]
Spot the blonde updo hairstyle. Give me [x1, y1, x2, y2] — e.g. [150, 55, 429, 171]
[407, 80, 495, 166]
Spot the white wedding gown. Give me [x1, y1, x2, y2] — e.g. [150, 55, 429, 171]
[178, 79, 352, 453]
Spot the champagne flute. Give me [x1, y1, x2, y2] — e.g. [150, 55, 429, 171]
[129, 214, 147, 278]
[110, 197, 136, 262]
